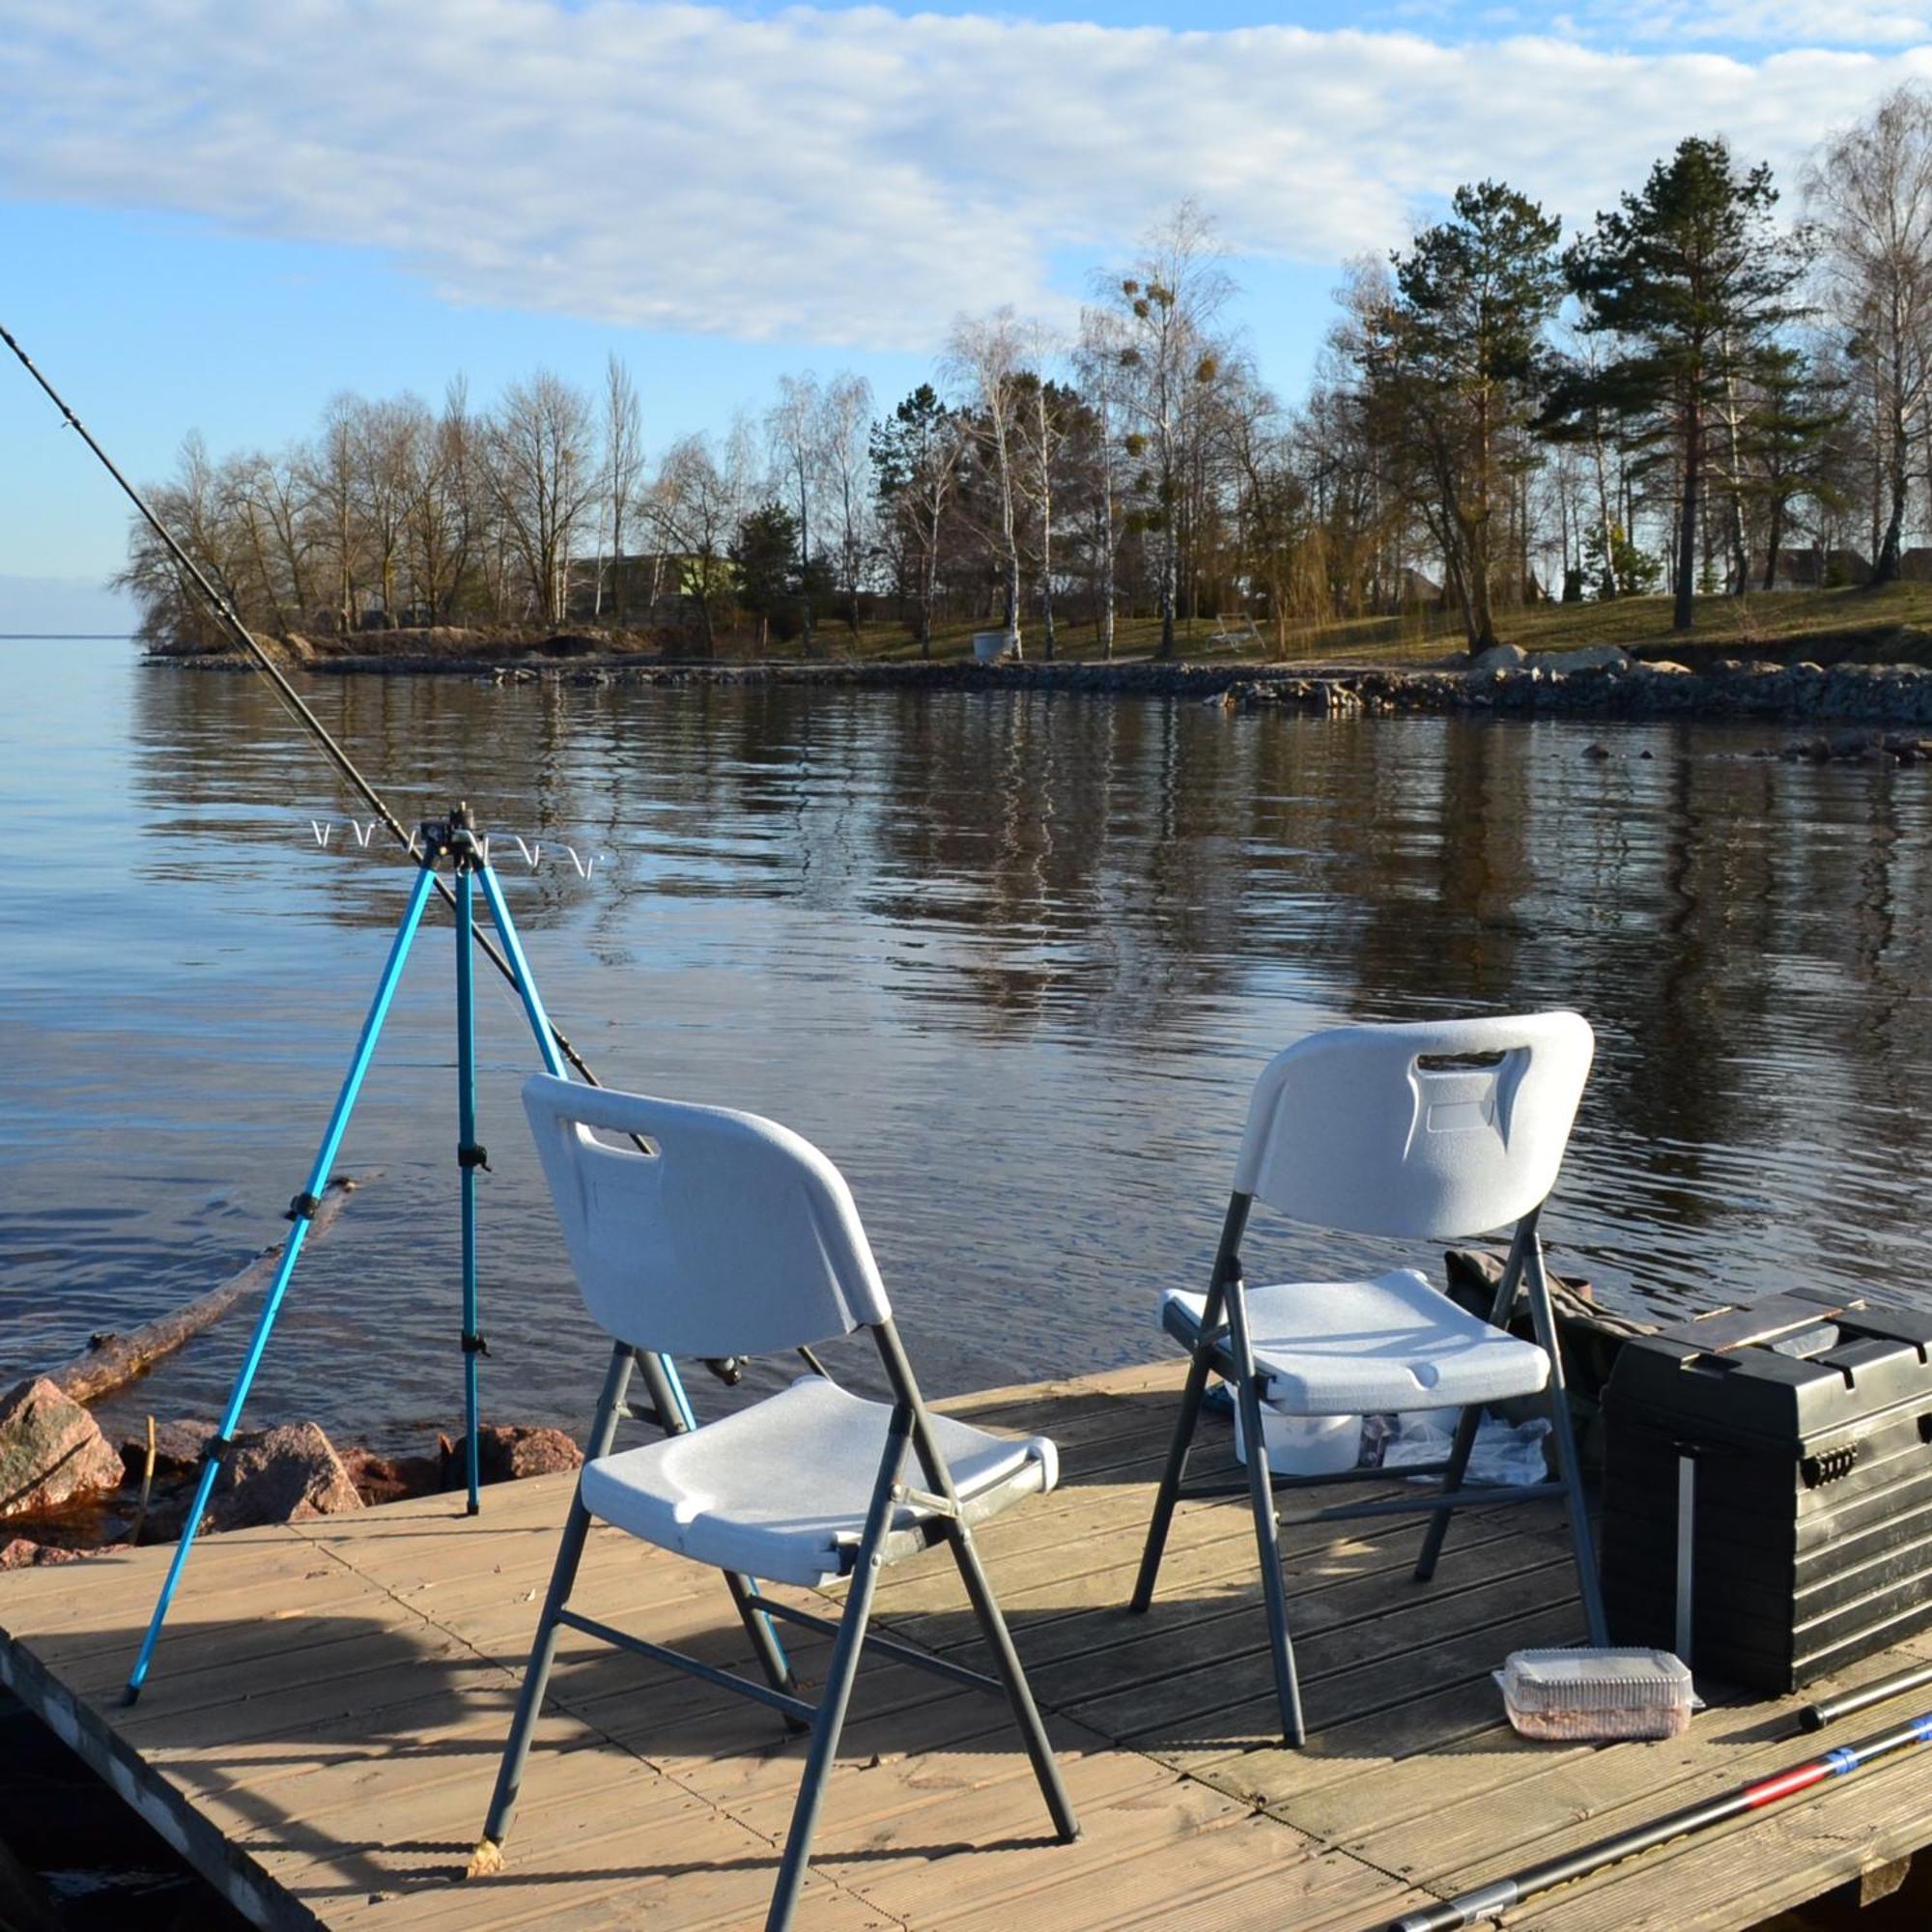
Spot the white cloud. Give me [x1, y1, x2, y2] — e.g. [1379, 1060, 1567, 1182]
[0, 2, 1928, 349]
[1592, 4, 1932, 45]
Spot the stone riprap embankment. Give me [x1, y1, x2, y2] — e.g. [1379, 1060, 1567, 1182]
[162, 639, 1932, 727]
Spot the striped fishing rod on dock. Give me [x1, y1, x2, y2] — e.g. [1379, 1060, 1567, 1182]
[1390, 1711, 1932, 1932]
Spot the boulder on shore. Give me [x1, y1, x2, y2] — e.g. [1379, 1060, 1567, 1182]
[1467, 642, 1528, 673]
[0, 1535, 130, 1569]
[1527, 644, 1631, 673]
[440, 1422, 583, 1489]
[202, 1422, 363, 1531]
[0, 1377, 126, 1520]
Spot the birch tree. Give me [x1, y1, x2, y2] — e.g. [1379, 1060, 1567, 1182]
[870, 384, 965, 658]
[1098, 202, 1235, 655]
[821, 373, 874, 633]
[1804, 87, 1932, 584]
[766, 373, 825, 650]
[601, 353, 646, 620]
[948, 308, 1029, 650]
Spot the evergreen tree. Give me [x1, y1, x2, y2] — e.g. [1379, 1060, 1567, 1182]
[1352, 180, 1563, 653]
[1562, 136, 1807, 631]
[1743, 347, 1845, 588]
[870, 384, 963, 658]
[730, 500, 802, 648]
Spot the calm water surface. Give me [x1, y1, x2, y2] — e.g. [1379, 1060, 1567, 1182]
[3, 639, 1929, 1453]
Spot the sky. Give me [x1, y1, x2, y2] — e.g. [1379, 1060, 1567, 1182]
[4, 0, 1932, 631]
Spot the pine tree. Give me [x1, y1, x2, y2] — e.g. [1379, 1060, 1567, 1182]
[1563, 136, 1807, 631]
[1352, 181, 1563, 653]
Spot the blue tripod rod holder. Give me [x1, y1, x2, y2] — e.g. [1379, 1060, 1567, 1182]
[123, 804, 696, 1702]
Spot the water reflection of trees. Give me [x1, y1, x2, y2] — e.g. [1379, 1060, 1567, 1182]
[131, 668, 1932, 1307]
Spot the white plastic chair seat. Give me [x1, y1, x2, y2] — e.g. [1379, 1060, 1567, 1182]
[580, 1375, 1059, 1588]
[1161, 1268, 1549, 1416]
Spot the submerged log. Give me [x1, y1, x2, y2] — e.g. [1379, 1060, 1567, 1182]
[43, 1174, 371, 1407]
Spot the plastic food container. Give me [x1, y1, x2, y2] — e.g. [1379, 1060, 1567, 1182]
[1495, 1648, 1697, 1742]
[1231, 1401, 1363, 1477]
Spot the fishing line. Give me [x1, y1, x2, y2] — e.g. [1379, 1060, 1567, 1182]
[6, 322, 799, 1388]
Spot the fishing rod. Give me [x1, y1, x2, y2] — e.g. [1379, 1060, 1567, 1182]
[0, 321, 757, 1386]
[1389, 1710, 1932, 1932]
[0, 318, 615, 1096]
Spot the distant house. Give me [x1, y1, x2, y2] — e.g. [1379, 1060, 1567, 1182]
[563, 552, 678, 620]
[1397, 568, 1443, 608]
[1747, 547, 1872, 590]
[1896, 547, 1932, 582]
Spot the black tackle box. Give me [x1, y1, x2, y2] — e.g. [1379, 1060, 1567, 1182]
[1602, 1288, 1932, 1693]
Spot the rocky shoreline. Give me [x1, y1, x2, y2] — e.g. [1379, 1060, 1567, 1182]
[0, 1371, 581, 1571]
[159, 638, 1932, 728]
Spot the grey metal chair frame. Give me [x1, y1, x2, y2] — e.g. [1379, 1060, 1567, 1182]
[478, 1323, 1078, 1932]
[1129, 1194, 1608, 1748]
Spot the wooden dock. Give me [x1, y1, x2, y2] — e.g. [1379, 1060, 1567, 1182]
[4, 1359, 1931, 1930]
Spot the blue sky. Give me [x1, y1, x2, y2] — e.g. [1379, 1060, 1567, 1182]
[3, 0, 1930, 628]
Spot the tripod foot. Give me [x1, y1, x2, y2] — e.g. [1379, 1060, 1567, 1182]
[120, 1684, 141, 1709]
[466, 1837, 505, 1880]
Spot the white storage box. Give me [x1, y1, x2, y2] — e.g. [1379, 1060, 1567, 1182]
[1495, 1647, 1696, 1742]
[1231, 1400, 1362, 1477]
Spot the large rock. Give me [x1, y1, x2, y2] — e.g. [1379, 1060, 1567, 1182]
[0, 1535, 130, 1569]
[440, 1422, 583, 1490]
[0, 1378, 126, 1520]
[202, 1422, 363, 1531]
[1527, 644, 1630, 673]
[1468, 642, 1527, 673]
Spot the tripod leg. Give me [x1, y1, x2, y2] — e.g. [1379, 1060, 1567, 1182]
[456, 866, 483, 1516]
[125, 859, 440, 1703]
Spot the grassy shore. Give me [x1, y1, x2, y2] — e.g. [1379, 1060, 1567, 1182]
[159, 581, 1932, 673]
[822, 583, 1932, 669]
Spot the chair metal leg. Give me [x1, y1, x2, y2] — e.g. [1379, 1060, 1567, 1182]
[1523, 1234, 1608, 1645]
[1130, 1322, 1218, 1614]
[908, 1404, 1079, 1841]
[1132, 1194, 1249, 1614]
[1411, 1402, 1482, 1585]
[1226, 1279, 1305, 1748]
[478, 1343, 635, 1857]
[871, 1320, 1077, 1843]
[765, 1403, 913, 1932]
[1414, 1225, 1529, 1584]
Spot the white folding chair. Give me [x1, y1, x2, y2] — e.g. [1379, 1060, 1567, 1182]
[474, 1074, 1078, 1931]
[1130, 1012, 1608, 1747]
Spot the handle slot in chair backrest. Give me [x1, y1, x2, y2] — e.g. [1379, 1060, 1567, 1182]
[1232, 1011, 1594, 1239]
[522, 1073, 892, 1358]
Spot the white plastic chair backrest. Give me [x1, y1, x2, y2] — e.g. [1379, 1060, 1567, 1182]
[1232, 1012, 1593, 1239]
[521, 1073, 892, 1358]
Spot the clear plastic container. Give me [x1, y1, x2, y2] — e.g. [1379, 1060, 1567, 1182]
[1231, 1402, 1362, 1477]
[1494, 1648, 1697, 1742]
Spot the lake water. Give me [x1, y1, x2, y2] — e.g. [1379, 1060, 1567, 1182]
[4, 639, 1931, 1456]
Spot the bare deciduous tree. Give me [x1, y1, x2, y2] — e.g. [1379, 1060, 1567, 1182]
[600, 353, 646, 621]
[766, 373, 825, 650]
[821, 372, 874, 633]
[645, 431, 745, 658]
[485, 370, 598, 625]
[1098, 202, 1236, 656]
[1804, 86, 1932, 583]
[948, 308, 1030, 651]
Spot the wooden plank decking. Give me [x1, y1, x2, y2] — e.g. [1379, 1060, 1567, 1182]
[4, 1359, 1931, 1930]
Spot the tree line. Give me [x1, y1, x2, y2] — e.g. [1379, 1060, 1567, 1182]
[123, 89, 1932, 661]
